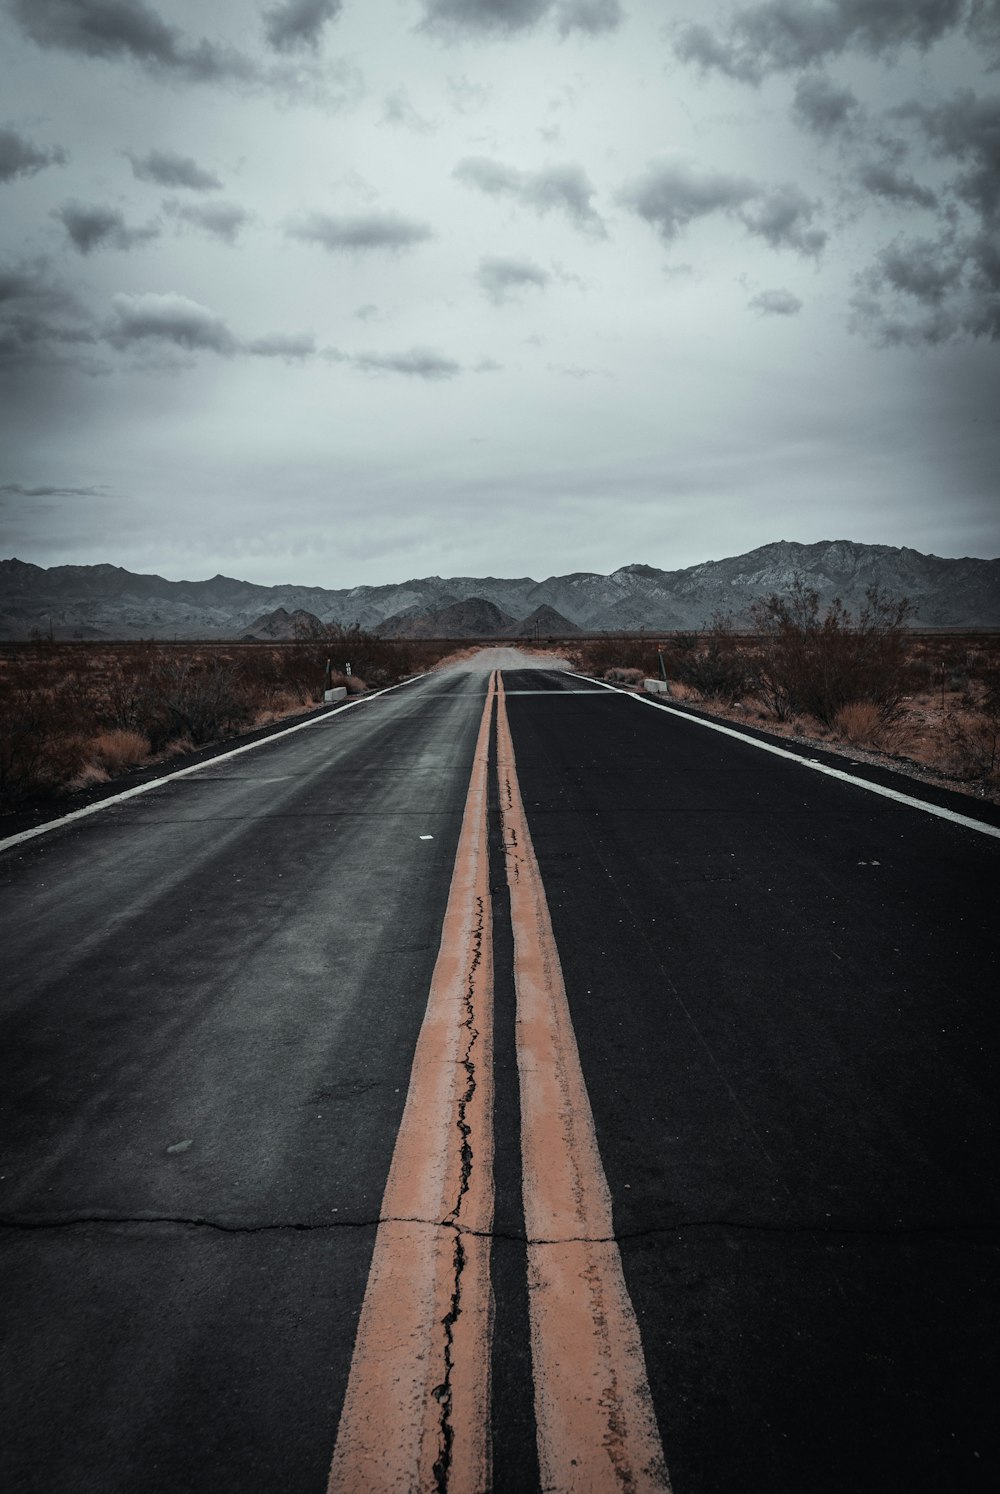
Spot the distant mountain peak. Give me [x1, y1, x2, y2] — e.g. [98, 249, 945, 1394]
[1, 541, 997, 638]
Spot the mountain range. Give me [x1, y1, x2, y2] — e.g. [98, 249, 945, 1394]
[1, 541, 998, 640]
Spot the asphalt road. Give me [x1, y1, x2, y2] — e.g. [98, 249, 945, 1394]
[1, 658, 997, 1493]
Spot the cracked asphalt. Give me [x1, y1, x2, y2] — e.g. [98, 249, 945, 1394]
[2, 661, 998, 1493]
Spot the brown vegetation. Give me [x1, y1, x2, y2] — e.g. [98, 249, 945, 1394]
[0, 629, 443, 811]
[570, 590, 1000, 803]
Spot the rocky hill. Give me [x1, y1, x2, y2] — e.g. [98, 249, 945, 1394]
[242, 606, 325, 640]
[2, 541, 998, 639]
[377, 597, 520, 639]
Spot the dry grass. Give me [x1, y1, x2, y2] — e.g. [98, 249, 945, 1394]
[572, 629, 1000, 804]
[0, 634, 438, 811]
[90, 728, 151, 771]
[832, 702, 884, 746]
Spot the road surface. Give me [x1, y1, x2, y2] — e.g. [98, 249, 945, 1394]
[1, 654, 997, 1493]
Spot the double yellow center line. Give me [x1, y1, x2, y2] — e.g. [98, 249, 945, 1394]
[328, 673, 670, 1493]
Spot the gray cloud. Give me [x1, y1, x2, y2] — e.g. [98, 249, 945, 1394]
[476, 254, 551, 303]
[848, 231, 991, 344]
[247, 332, 316, 359]
[900, 90, 1000, 221]
[556, 1, 624, 36]
[353, 346, 462, 379]
[287, 210, 434, 252]
[454, 156, 605, 235]
[0, 126, 68, 182]
[417, 1, 552, 36]
[382, 86, 435, 133]
[0, 481, 105, 497]
[104, 292, 240, 355]
[263, 0, 342, 53]
[791, 73, 860, 134]
[7, 0, 255, 84]
[674, 1, 967, 85]
[741, 184, 827, 256]
[166, 199, 251, 243]
[54, 201, 160, 254]
[127, 148, 222, 191]
[750, 287, 803, 314]
[0, 258, 98, 368]
[858, 160, 938, 209]
[617, 159, 757, 241]
[877, 236, 965, 302]
[5, 0, 360, 104]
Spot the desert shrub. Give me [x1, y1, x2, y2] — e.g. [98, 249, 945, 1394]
[147, 657, 254, 747]
[673, 616, 753, 702]
[283, 624, 418, 695]
[944, 668, 1000, 784]
[90, 728, 151, 772]
[0, 663, 93, 804]
[102, 656, 159, 731]
[832, 701, 884, 746]
[569, 637, 666, 677]
[945, 712, 1000, 783]
[749, 580, 913, 726]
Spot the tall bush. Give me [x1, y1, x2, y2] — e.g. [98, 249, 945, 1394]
[749, 580, 913, 726]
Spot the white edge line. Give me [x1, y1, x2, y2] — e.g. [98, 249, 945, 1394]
[0, 672, 432, 854]
[561, 671, 1000, 841]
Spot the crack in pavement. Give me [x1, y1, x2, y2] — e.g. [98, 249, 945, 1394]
[432, 888, 487, 1494]
[4, 1213, 995, 1241]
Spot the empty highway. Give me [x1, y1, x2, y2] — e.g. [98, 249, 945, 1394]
[1, 653, 998, 1494]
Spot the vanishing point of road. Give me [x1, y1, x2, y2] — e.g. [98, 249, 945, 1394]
[1, 651, 998, 1494]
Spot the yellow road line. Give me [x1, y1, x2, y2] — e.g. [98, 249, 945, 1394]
[496, 674, 672, 1493]
[328, 674, 496, 1494]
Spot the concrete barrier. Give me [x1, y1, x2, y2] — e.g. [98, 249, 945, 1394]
[643, 678, 669, 694]
[324, 686, 348, 703]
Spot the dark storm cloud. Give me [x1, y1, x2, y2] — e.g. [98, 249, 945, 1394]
[417, 1, 552, 36]
[476, 254, 550, 303]
[353, 346, 461, 378]
[287, 210, 434, 252]
[620, 162, 826, 256]
[749, 287, 803, 314]
[673, 1, 967, 85]
[104, 292, 240, 354]
[617, 160, 757, 241]
[0, 126, 68, 182]
[791, 73, 860, 134]
[166, 199, 251, 243]
[741, 185, 827, 255]
[263, 0, 342, 53]
[127, 148, 222, 191]
[877, 237, 965, 301]
[556, 0, 624, 36]
[54, 201, 160, 254]
[416, 0, 622, 36]
[0, 481, 105, 497]
[848, 232, 994, 344]
[453, 156, 605, 235]
[0, 258, 98, 368]
[900, 90, 1000, 220]
[247, 332, 316, 359]
[858, 160, 938, 209]
[7, 0, 255, 84]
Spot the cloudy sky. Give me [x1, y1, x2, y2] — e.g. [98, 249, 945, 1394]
[1, 0, 998, 587]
